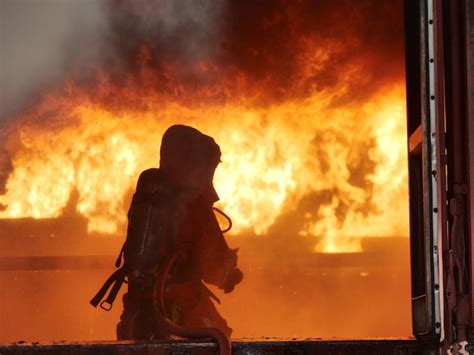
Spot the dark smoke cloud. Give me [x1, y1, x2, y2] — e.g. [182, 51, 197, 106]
[219, 0, 405, 104]
[106, 0, 227, 61]
[98, 0, 405, 106]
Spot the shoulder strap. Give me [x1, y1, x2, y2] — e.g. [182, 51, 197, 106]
[89, 267, 126, 311]
[115, 243, 125, 268]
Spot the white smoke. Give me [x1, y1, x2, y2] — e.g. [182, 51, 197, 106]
[0, 0, 109, 123]
[0, 0, 227, 191]
[0, 0, 227, 124]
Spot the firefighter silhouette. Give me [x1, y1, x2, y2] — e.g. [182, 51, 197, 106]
[91, 125, 243, 340]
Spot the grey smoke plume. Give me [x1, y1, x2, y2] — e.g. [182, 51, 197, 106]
[0, 0, 109, 123]
[136, 0, 227, 60]
[0, 0, 227, 124]
[0, 0, 227, 193]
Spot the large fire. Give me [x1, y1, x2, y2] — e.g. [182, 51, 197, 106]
[0, 0, 412, 342]
[0, 69, 408, 253]
[0, 0, 408, 254]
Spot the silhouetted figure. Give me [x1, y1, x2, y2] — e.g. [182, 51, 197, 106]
[91, 125, 242, 340]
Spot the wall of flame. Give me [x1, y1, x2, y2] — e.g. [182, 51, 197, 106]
[0, 82, 408, 253]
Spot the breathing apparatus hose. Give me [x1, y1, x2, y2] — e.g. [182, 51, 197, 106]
[152, 249, 232, 355]
[213, 207, 232, 233]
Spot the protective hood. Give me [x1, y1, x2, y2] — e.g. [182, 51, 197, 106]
[159, 125, 221, 202]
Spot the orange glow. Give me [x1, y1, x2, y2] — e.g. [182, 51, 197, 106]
[0, 70, 408, 253]
[0, 0, 413, 343]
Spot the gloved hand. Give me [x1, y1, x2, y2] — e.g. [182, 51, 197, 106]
[221, 268, 243, 293]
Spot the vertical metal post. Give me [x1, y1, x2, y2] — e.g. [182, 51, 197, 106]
[426, 0, 443, 341]
[442, 0, 471, 345]
[405, 0, 443, 342]
[424, 0, 443, 339]
[462, 0, 474, 340]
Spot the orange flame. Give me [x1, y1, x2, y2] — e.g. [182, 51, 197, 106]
[0, 73, 408, 253]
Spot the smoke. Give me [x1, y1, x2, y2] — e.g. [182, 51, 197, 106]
[0, 0, 109, 123]
[0, 0, 228, 124]
[96, 0, 405, 106]
[0, 0, 404, 122]
[217, 0, 405, 104]
[0, 0, 228, 191]
[131, 0, 227, 60]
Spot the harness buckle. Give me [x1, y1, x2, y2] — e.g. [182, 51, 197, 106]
[100, 300, 113, 311]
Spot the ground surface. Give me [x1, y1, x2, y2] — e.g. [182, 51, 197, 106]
[0, 339, 440, 355]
